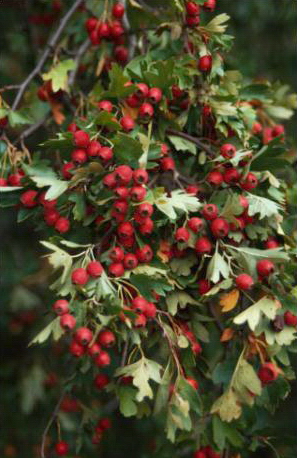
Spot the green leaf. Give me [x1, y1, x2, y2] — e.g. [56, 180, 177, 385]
[266, 105, 294, 120]
[113, 133, 143, 166]
[42, 59, 75, 92]
[130, 274, 173, 301]
[104, 63, 134, 98]
[167, 135, 196, 155]
[204, 13, 230, 34]
[29, 317, 64, 346]
[225, 244, 289, 262]
[166, 291, 199, 315]
[263, 327, 297, 346]
[239, 84, 270, 101]
[7, 110, 32, 126]
[211, 389, 241, 422]
[154, 189, 201, 220]
[21, 365, 46, 413]
[220, 194, 244, 221]
[169, 253, 197, 276]
[205, 278, 233, 296]
[23, 163, 68, 200]
[247, 193, 282, 220]
[117, 386, 138, 417]
[212, 415, 244, 450]
[69, 192, 86, 221]
[233, 296, 278, 331]
[95, 271, 116, 298]
[206, 247, 230, 283]
[40, 241, 73, 282]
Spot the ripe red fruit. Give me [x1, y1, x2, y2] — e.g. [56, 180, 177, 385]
[186, 185, 199, 195]
[207, 170, 224, 186]
[203, 0, 216, 12]
[132, 296, 148, 313]
[229, 217, 245, 231]
[94, 373, 110, 389]
[264, 237, 279, 249]
[87, 343, 101, 358]
[262, 127, 273, 144]
[198, 279, 211, 295]
[60, 313, 76, 331]
[39, 192, 57, 209]
[95, 351, 111, 367]
[138, 102, 154, 119]
[99, 146, 113, 161]
[186, 1, 200, 15]
[112, 2, 125, 19]
[53, 299, 69, 315]
[114, 186, 130, 199]
[124, 253, 138, 269]
[103, 172, 117, 188]
[67, 122, 78, 133]
[98, 329, 116, 347]
[223, 168, 240, 184]
[195, 237, 212, 254]
[258, 362, 279, 385]
[44, 209, 60, 226]
[148, 87, 163, 104]
[136, 203, 153, 219]
[69, 340, 85, 357]
[20, 190, 38, 207]
[98, 100, 113, 112]
[61, 162, 75, 180]
[71, 148, 87, 164]
[144, 301, 157, 319]
[126, 93, 141, 108]
[97, 417, 112, 432]
[194, 451, 207, 458]
[130, 185, 147, 201]
[98, 21, 110, 38]
[54, 217, 70, 233]
[175, 227, 190, 243]
[87, 140, 101, 157]
[220, 143, 236, 159]
[185, 15, 200, 27]
[117, 221, 134, 238]
[160, 157, 175, 171]
[108, 262, 125, 276]
[252, 122, 263, 135]
[135, 313, 147, 327]
[114, 165, 133, 184]
[87, 261, 103, 277]
[0, 177, 7, 186]
[113, 199, 128, 215]
[235, 274, 254, 290]
[71, 268, 89, 285]
[272, 124, 285, 137]
[114, 45, 128, 64]
[239, 195, 249, 210]
[139, 218, 154, 235]
[135, 245, 153, 263]
[211, 218, 229, 238]
[284, 311, 297, 327]
[85, 17, 98, 33]
[73, 130, 90, 148]
[240, 172, 258, 191]
[74, 327, 93, 345]
[256, 259, 275, 277]
[55, 441, 69, 456]
[133, 168, 149, 184]
[198, 55, 212, 72]
[202, 203, 218, 220]
[186, 377, 199, 390]
[109, 246, 125, 262]
[8, 171, 24, 186]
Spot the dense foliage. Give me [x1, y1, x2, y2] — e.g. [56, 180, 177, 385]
[0, 1, 296, 457]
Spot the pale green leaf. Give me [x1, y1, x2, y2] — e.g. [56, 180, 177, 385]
[40, 241, 72, 282]
[43, 59, 76, 92]
[166, 291, 199, 315]
[233, 296, 278, 331]
[29, 317, 64, 346]
[206, 248, 230, 284]
[247, 193, 282, 220]
[155, 189, 201, 220]
[167, 135, 197, 155]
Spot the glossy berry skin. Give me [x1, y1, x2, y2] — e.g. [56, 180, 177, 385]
[211, 218, 229, 238]
[135, 314, 147, 327]
[130, 186, 147, 202]
[186, 1, 200, 15]
[160, 157, 175, 171]
[54, 217, 70, 233]
[53, 299, 69, 315]
[39, 192, 57, 209]
[71, 148, 87, 164]
[148, 87, 163, 104]
[98, 100, 113, 112]
[135, 245, 153, 263]
[132, 296, 148, 313]
[240, 172, 258, 191]
[220, 143, 236, 159]
[207, 170, 223, 186]
[71, 268, 89, 285]
[109, 246, 125, 262]
[20, 190, 38, 207]
[74, 327, 93, 345]
[60, 313, 76, 331]
[223, 168, 240, 184]
[55, 441, 69, 456]
[94, 373, 110, 389]
[258, 362, 279, 385]
[44, 209, 60, 226]
[95, 351, 111, 367]
[61, 162, 75, 180]
[117, 221, 134, 238]
[108, 262, 125, 277]
[8, 171, 24, 186]
[120, 116, 135, 133]
[264, 237, 279, 249]
[272, 124, 285, 137]
[284, 311, 297, 327]
[138, 102, 154, 119]
[133, 168, 149, 184]
[144, 301, 157, 319]
[235, 274, 254, 290]
[87, 343, 101, 358]
[136, 83, 149, 99]
[114, 46, 128, 64]
[73, 130, 90, 148]
[202, 203, 218, 220]
[123, 253, 138, 269]
[87, 261, 103, 277]
[0, 178, 7, 186]
[114, 165, 133, 184]
[112, 2, 125, 19]
[256, 259, 275, 277]
[203, 0, 216, 11]
[175, 227, 190, 243]
[136, 202, 153, 218]
[252, 122, 263, 135]
[99, 146, 113, 161]
[85, 17, 98, 33]
[193, 451, 206, 458]
[139, 218, 154, 235]
[198, 279, 211, 295]
[69, 340, 85, 357]
[239, 194, 249, 210]
[186, 377, 199, 390]
[98, 329, 116, 347]
[185, 15, 200, 27]
[187, 217, 204, 233]
[195, 237, 212, 255]
[87, 140, 101, 157]
[198, 55, 212, 72]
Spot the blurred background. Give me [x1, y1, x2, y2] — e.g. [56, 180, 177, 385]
[0, 1, 296, 457]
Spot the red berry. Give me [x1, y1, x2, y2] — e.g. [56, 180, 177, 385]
[87, 140, 101, 157]
[235, 274, 254, 290]
[0, 178, 7, 186]
[132, 296, 148, 313]
[99, 146, 113, 161]
[258, 362, 279, 385]
[117, 221, 134, 238]
[112, 2, 125, 19]
[103, 172, 117, 188]
[130, 185, 147, 202]
[71, 148, 87, 164]
[139, 218, 154, 235]
[69, 340, 85, 357]
[135, 245, 153, 263]
[144, 301, 157, 319]
[284, 311, 297, 327]
[198, 55, 212, 72]
[198, 279, 211, 295]
[114, 165, 133, 184]
[138, 102, 154, 119]
[202, 203, 218, 220]
[264, 237, 279, 249]
[97, 417, 111, 431]
[262, 127, 273, 144]
[186, 1, 200, 15]
[223, 168, 240, 184]
[203, 0, 216, 11]
[272, 124, 285, 137]
[123, 253, 138, 269]
[44, 209, 60, 226]
[87, 261, 103, 277]
[126, 93, 141, 108]
[186, 377, 199, 390]
[98, 22, 110, 39]
[55, 441, 69, 456]
[110, 22, 125, 38]
[171, 84, 184, 99]
[195, 237, 212, 254]
[240, 172, 258, 191]
[192, 341, 202, 355]
[60, 313, 76, 331]
[71, 268, 89, 285]
[109, 262, 125, 276]
[194, 451, 207, 458]
[175, 227, 190, 243]
[229, 217, 245, 231]
[85, 17, 98, 33]
[20, 190, 38, 207]
[94, 373, 110, 389]
[187, 217, 204, 233]
[87, 343, 101, 358]
[239, 195, 249, 210]
[256, 259, 275, 277]
[62, 162, 75, 180]
[114, 45, 128, 64]
[148, 87, 162, 104]
[53, 299, 69, 315]
[186, 184, 200, 195]
[95, 350, 111, 367]
[252, 122, 263, 135]
[220, 143, 236, 159]
[135, 83, 149, 99]
[74, 327, 93, 345]
[118, 235, 135, 248]
[113, 199, 128, 214]
[98, 329, 116, 347]
[39, 192, 57, 209]
[8, 172, 23, 186]
[73, 130, 90, 148]
[133, 169, 149, 184]
[114, 186, 130, 199]
[207, 170, 224, 186]
[109, 246, 125, 262]
[186, 15, 200, 27]
[160, 157, 175, 171]
[98, 100, 113, 112]
[134, 313, 147, 327]
[54, 217, 70, 233]
[136, 202, 153, 218]
[211, 218, 229, 238]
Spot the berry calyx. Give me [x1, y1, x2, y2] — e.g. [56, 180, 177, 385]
[202, 203, 218, 220]
[240, 172, 258, 191]
[148, 87, 163, 104]
[133, 168, 149, 184]
[175, 227, 190, 243]
[220, 143, 236, 159]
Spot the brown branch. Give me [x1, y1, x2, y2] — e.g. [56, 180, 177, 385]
[12, 0, 84, 111]
[166, 128, 214, 157]
[68, 38, 91, 87]
[40, 390, 66, 458]
[0, 84, 21, 93]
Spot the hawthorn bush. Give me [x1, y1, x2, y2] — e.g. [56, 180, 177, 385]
[0, 1, 297, 457]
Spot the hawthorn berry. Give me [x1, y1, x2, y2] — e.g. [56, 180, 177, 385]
[185, 15, 200, 27]
[117, 221, 134, 238]
[203, 0, 216, 12]
[99, 146, 113, 161]
[85, 17, 98, 33]
[186, 1, 200, 15]
[108, 262, 125, 277]
[126, 93, 141, 108]
[103, 172, 117, 188]
[74, 327, 93, 346]
[112, 2, 125, 19]
[135, 313, 147, 327]
[110, 21, 125, 38]
[94, 373, 110, 389]
[198, 55, 212, 72]
[133, 168, 149, 184]
[44, 209, 60, 226]
[284, 311, 297, 327]
[98, 100, 113, 112]
[55, 441, 69, 456]
[123, 253, 138, 269]
[239, 195, 249, 210]
[97, 417, 112, 432]
[272, 124, 285, 137]
[60, 313, 76, 331]
[256, 259, 275, 277]
[114, 186, 130, 199]
[0, 177, 7, 186]
[235, 274, 254, 290]
[262, 127, 273, 144]
[20, 190, 38, 207]
[139, 218, 154, 235]
[87, 140, 101, 157]
[87, 261, 103, 277]
[130, 185, 147, 201]
[132, 296, 148, 313]
[223, 168, 240, 184]
[264, 237, 279, 249]
[202, 203, 218, 220]
[38, 192, 57, 209]
[113, 199, 128, 214]
[136, 202, 153, 218]
[114, 165, 133, 184]
[186, 185, 200, 195]
[54, 217, 70, 233]
[135, 244, 153, 263]
[138, 102, 154, 119]
[148, 87, 163, 104]
[69, 340, 85, 357]
[144, 301, 157, 319]
[8, 171, 24, 186]
[71, 148, 88, 164]
[207, 170, 224, 186]
[211, 218, 229, 238]
[87, 343, 101, 358]
[193, 451, 206, 458]
[186, 377, 199, 390]
[240, 172, 258, 191]
[258, 362, 279, 385]
[95, 351, 111, 367]
[195, 237, 212, 254]
[71, 268, 89, 285]
[61, 162, 75, 180]
[252, 122, 263, 135]
[73, 130, 90, 148]
[198, 279, 211, 295]
[220, 143, 236, 159]
[114, 45, 128, 64]
[98, 329, 116, 347]
[175, 227, 190, 243]
[160, 157, 175, 171]
[53, 299, 69, 315]
[109, 246, 125, 262]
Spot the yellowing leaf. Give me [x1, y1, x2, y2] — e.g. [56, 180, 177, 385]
[220, 328, 235, 342]
[220, 289, 240, 312]
[43, 59, 75, 92]
[211, 389, 241, 422]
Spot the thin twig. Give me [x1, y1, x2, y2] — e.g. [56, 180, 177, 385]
[15, 114, 49, 144]
[166, 128, 214, 157]
[12, 0, 83, 111]
[68, 38, 91, 87]
[40, 390, 66, 458]
[0, 84, 21, 93]
[121, 340, 129, 367]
